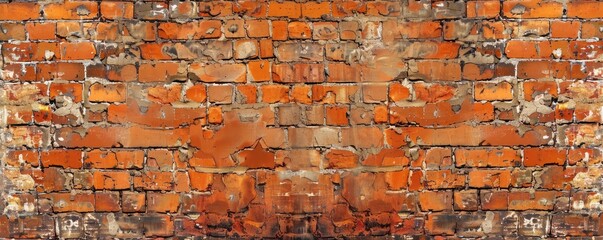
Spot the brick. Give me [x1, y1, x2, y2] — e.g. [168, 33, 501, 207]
[509, 191, 560, 210]
[502, 0, 563, 18]
[43, 193, 95, 212]
[84, 150, 144, 169]
[468, 170, 512, 188]
[289, 127, 339, 147]
[189, 63, 246, 83]
[139, 62, 186, 82]
[455, 148, 520, 167]
[454, 190, 478, 210]
[246, 20, 270, 38]
[467, 0, 500, 18]
[567, 1, 603, 19]
[302, 2, 330, 18]
[268, 1, 301, 18]
[235, 39, 259, 59]
[93, 171, 130, 190]
[100, 1, 133, 19]
[248, 61, 271, 82]
[41, 150, 82, 169]
[288, 22, 311, 39]
[419, 191, 452, 211]
[122, 192, 146, 213]
[50, 83, 83, 102]
[95, 192, 120, 212]
[384, 169, 410, 190]
[158, 21, 222, 39]
[0, 2, 40, 20]
[261, 85, 289, 103]
[475, 82, 514, 101]
[233, 1, 267, 17]
[44, 1, 99, 20]
[3, 42, 59, 62]
[425, 170, 465, 189]
[481, 190, 509, 210]
[0, 23, 25, 41]
[198, 1, 233, 17]
[551, 21, 580, 38]
[148, 192, 179, 213]
[134, 171, 173, 191]
[89, 83, 126, 103]
[147, 84, 182, 104]
[524, 148, 566, 166]
[324, 149, 358, 169]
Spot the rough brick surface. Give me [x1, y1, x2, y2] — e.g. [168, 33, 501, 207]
[0, 0, 602, 238]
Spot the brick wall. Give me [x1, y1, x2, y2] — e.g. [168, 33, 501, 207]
[1, 0, 602, 238]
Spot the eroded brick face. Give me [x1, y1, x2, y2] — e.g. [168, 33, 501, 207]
[0, 0, 602, 238]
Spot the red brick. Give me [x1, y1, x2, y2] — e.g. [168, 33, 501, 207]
[0, 3, 40, 21]
[95, 192, 120, 212]
[50, 83, 83, 102]
[419, 191, 452, 211]
[41, 150, 82, 169]
[93, 171, 130, 190]
[475, 82, 514, 101]
[100, 1, 133, 19]
[42, 193, 95, 212]
[139, 62, 186, 82]
[268, 1, 301, 18]
[148, 192, 179, 213]
[89, 83, 126, 103]
[189, 63, 246, 83]
[198, 1, 233, 17]
[524, 148, 566, 166]
[122, 192, 146, 212]
[454, 190, 478, 210]
[261, 85, 289, 103]
[324, 149, 357, 169]
[134, 171, 173, 191]
[455, 148, 520, 167]
[468, 169, 512, 188]
[233, 0, 267, 17]
[567, 1, 603, 19]
[502, 0, 563, 18]
[246, 20, 270, 38]
[158, 21, 222, 39]
[326, 105, 348, 126]
[467, 0, 500, 18]
[508, 191, 560, 210]
[44, 1, 99, 20]
[84, 149, 144, 169]
[480, 190, 509, 210]
[288, 22, 311, 39]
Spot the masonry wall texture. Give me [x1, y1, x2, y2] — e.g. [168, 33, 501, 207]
[0, 0, 603, 238]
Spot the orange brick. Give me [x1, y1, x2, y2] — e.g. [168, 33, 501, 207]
[100, 1, 133, 19]
[326, 105, 348, 126]
[248, 61, 271, 82]
[288, 22, 312, 39]
[89, 83, 127, 102]
[268, 1, 301, 18]
[0, 3, 40, 20]
[502, 0, 563, 18]
[475, 82, 514, 101]
[246, 20, 270, 37]
[261, 85, 289, 103]
[44, 1, 99, 20]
